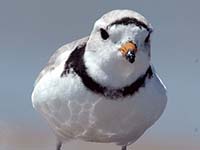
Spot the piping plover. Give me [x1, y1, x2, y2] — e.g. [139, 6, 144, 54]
[32, 9, 167, 150]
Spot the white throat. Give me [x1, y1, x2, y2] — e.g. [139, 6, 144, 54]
[83, 49, 150, 89]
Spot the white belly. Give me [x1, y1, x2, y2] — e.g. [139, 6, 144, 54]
[32, 64, 167, 145]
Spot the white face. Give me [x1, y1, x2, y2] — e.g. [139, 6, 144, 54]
[84, 11, 153, 87]
[84, 10, 152, 87]
[86, 18, 152, 68]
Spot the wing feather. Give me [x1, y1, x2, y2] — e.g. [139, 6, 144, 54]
[34, 36, 89, 85]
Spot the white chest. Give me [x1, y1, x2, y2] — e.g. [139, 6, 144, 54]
[32, 65, 167, 145]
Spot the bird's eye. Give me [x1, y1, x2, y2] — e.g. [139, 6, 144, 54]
[144, 33, 151, 43]
[100, 28, 109, 40]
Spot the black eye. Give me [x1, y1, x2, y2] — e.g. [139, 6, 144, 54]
[144, 32, 151, 43]
[100, 28, 109, 40]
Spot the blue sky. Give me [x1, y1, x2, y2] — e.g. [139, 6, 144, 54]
[0, 0, 199, 142]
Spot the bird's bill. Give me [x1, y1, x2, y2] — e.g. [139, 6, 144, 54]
[119, 41, 137, 56]
[119, 41, 138, 63]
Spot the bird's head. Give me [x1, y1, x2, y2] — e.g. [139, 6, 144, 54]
[84, 10, 153, 87]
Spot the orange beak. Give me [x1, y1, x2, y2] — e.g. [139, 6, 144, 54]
[119, 41, 138, 63]
[119, 41, 138, 56]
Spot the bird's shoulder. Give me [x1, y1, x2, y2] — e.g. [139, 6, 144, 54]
[34, 36, 89, 86]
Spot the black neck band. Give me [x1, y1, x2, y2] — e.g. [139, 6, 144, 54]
[61, 43, 153, 99]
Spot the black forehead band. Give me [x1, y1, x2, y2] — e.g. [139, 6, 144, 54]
[108, 17, 151, 32]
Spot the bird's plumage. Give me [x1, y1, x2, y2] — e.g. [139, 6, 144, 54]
[35, 36, 89, 85]
[32, 9, 167, 150]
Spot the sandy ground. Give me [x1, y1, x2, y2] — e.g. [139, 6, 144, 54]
[0, 125, 199, 150]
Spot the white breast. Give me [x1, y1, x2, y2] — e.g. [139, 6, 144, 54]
[32, 63, 167, 145]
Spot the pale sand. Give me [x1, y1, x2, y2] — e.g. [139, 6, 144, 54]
[0, 125, 199, 150]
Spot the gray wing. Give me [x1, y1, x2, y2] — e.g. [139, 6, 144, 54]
[34, 36, 89, 85]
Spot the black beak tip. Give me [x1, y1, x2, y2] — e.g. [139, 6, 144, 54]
[125, 51, 135, 63]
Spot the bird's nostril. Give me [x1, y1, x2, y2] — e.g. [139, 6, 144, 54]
[125, 50, 135, 63]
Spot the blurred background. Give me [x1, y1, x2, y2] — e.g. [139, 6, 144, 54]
[0, 0, 200, 150]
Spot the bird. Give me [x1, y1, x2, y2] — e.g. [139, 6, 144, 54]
[32, 9, 167, 150]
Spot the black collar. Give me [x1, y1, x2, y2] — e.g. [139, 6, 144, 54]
[61, 43, 153, 99]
